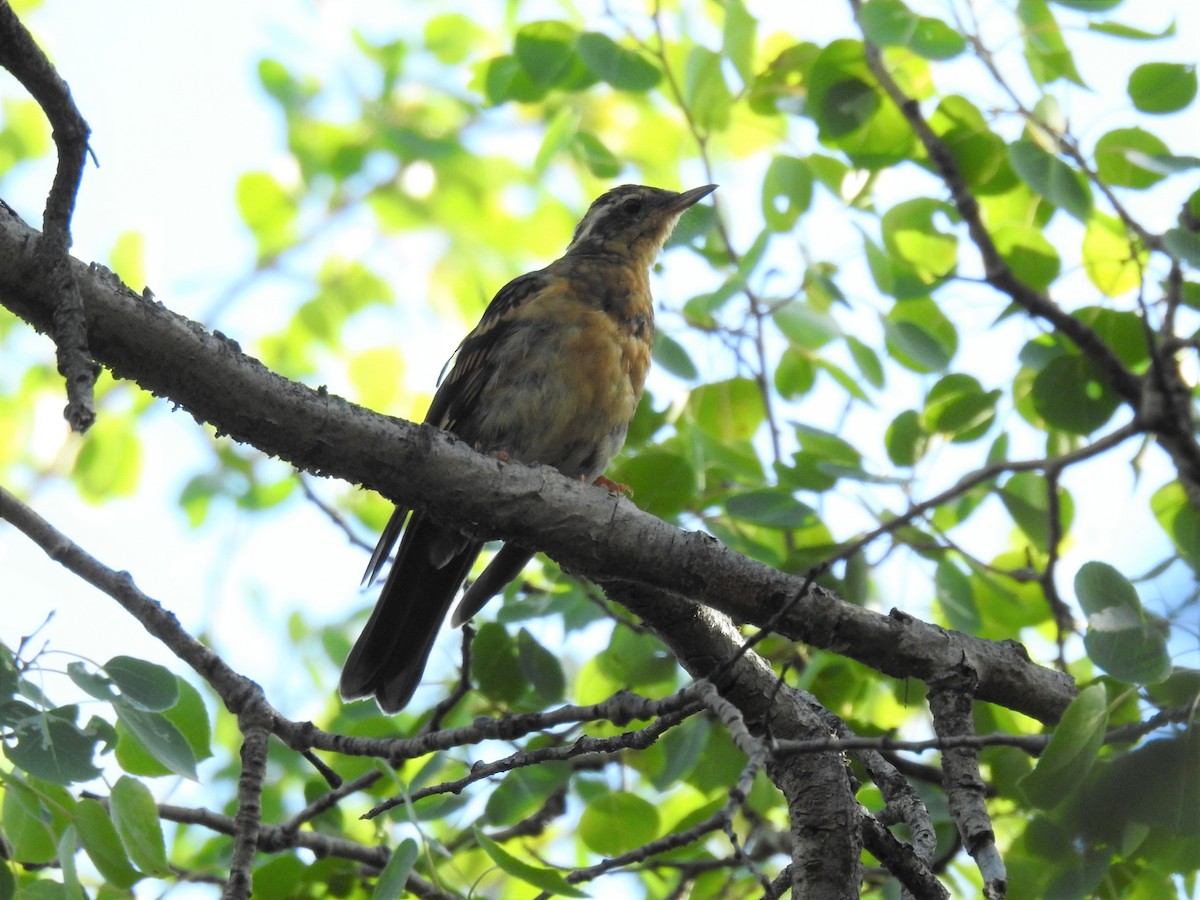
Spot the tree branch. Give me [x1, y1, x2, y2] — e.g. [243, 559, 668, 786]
[0, 1, 94, 431]
[0, 207, 1075, 725]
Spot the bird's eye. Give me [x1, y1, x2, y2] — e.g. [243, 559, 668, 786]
[621, 198, 643, 215]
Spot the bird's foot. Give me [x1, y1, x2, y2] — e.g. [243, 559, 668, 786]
[592, 474, 631, 494]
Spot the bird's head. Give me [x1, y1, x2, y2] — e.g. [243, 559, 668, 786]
[565, 183, 717, 265]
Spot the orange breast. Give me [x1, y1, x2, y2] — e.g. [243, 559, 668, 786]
[468, 268, 654, 480]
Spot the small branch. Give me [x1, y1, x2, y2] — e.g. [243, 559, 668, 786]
[846, 0, 1140, 407]
[223, 726, 269, 900]
[860, 814, 949, 900]
[422, 624, 475, 734]
[156, 803, 387, 872]
[299, 475, 373, 553]
[927, 670, 1005, 899]
[0, 2, 95, 431]
[365, 704, 700, 818]
[544, 750, 770, 895]
[479, 785, 567, 845]
[1040, 469, 1072, 664]
[281, 771, 382, 833]
[831, 422, 1141, 565]
[773, 730, 1045, 756]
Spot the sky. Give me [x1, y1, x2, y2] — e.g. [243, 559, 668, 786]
[2, 0, 1200, 725]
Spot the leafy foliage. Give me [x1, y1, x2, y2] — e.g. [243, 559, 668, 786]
[3, 0, 1200, 897]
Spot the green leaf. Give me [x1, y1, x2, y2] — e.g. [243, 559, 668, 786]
[425, 14, 481, 64]
[570, 131, 622, 179]
[689, 377, 766, 442]
[1088, 19, 1175, 41]
[1, 777, 58, 864]
[115, 705, 198, 781]
[607, 450, 696, 519]
[0, 98, 52, 175]
[474, 827, 590, 897]
[1018, 0, 1085, 86]
[685, 228, 770, 325]
[104, 657, 178, 712]
[930, 96, 1008, 190]
[685, 46, 732, 131]
[1163, 227, 1200, 267]
[652, 332, 698, 379]
[1008, 139, 1093, 220]
[1029, 354, 1119, 434]
[1094, 127, 1170, 188]
[860, 0, 966, 60]
[1082, 213, 1145, 296]
[1145, 667, 1200, 711]
[74, 415, 143, 501]
[484, 763, 571, 827]
[1072, 307, 1149, 368]
[865, 233, 941, 299]
[1151, 481, 1200, 570]
[991, 223, 1060, 291]
[761, 156, 813, 232]
[846, 335, 884, 388]
[1128, 62, 1197, 114]
[807, 40, 918, 168]
[1080, 731, 1200, 835]
[235, 171, 297, 260]
[110, 776, 169, 876]
[882, 299, 957, 373]
[577, 33, 660, 91]
[999, 472, 1075, 552]
[885, 409, 929, 466]
[515, 21, 586, 88]
[774, 347, 816, 399]
[935, 560, 981, 633]
[725, 489, 817, 529]
[66, 662, 118, 702]
[578, 791, 659, 856]
[481, 55, 546, 104]
[114, 678, 212, 777]
[881, 198, 958, 281]
[1019, 684, 1107, 809]
[721, 0, 757, 84]
[472, 622, 523, 703]
[652, 718, 711, 789]
[109, 231, 145, 290]
[75, 799, 142, 889]
[1076, 562, 1172, 684]
[516, 629, 565, 702]
[773, 300, 840, 350]
[4, 706, 103, 785]
[58, 823, 85, 900]
[599, 629, 676, 689]
[373, 838, 419, 900]
[922, 374, 999, 441]
[533, 107, 580, 175]
[256, 58, 311, 107]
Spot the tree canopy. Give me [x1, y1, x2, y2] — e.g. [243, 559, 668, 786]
[2, 0, 1200, 897]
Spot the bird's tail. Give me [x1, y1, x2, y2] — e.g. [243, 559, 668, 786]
[340, 511, 482, 713]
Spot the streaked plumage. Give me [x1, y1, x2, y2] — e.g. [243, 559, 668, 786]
[340, 183, 718, 713]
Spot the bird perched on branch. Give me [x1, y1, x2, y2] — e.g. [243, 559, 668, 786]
[340, 183, 718, 713]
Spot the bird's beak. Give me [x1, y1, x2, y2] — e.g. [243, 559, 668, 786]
[668, 184, 718, 212]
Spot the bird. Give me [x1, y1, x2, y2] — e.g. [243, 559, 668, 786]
[339, 183, 718, 713]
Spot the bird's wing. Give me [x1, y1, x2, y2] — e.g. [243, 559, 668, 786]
[424, 267, 555, 438]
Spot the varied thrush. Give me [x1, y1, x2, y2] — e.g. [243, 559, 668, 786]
[340, 183, 718, 713]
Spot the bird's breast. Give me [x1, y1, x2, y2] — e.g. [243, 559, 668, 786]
[470, 271, 654, 480]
